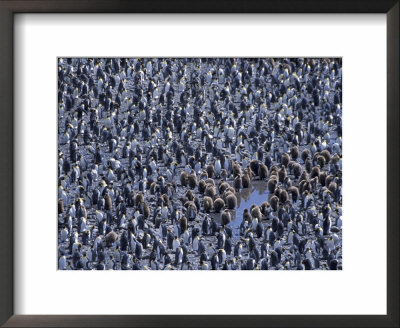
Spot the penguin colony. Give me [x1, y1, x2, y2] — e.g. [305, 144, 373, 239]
[58, 58, 342, 270]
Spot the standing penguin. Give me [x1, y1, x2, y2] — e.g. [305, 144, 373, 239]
[59, 255, 67, 270]
[323, 215, 331, 235]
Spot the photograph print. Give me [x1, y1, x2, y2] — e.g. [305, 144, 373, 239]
[58, 57, 342, 270]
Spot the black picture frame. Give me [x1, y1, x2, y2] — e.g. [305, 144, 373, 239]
[0, 1, 398, 327]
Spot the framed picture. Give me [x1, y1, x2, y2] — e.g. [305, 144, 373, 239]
[0, 1, 398, 327]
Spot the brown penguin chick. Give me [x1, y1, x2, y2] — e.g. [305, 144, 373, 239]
[143, 201, 150, 219]
[269, 170, 279, 180]
[305, 158, 312, 173]
[317, 155, 326, 168]
[213, 197, 225, 213]
[205, 178, 215, 187]
[58, 199, 64, 214]
[185, 201, 198, 220]
[232, 163, 242, 178]
[179, 216, 188, 232]
[260, 201, 269, 215]
[241, 173, 251, 188]
[199, 170, 208, 180]
[325, 174, 335, 187]
[226, 193, 237, 209]
[221, 209, 232, 226]
[318, 171, 327, 186]
[298, 180, 305, 194]
[288, 186, 299, 203]
[281, 153, 290, 167]
[226, 186, 236, 196]
[104, 194, 112, 210]
[205, 185, 216, 198]
[162, 194, 170, 207]
[184, 200, 193, 209]
[328, 181, 337, 194]
[186, 189, 194, 201]
[301, 148, 310, 163]
[249, 160, 259, 176]
[244, 167, 255, 182]
[218, 181, 230, 194]
[293, 162, 302, 179]
[134, 192, 144, 207]
[244, 166, 253, 177]
[310, 166, 320, 179]
[279, 189, 289, 203]
[269, 165, 279, 178]
[149, 182, 157, 195]
[299, 180, 311, 194]
[203, 196, 214, 213]
[320, 149, 331, 164]
[287, 161, 296, 173]
[243, 208, 252, 223]
[300, 171, 309, 182]
[206, 164, 215, 179]
[188, 171, 197, 189]
[234, 175, 242, 192]
[267, 177, 278, 193]
[258, 163, 268, 180]
[290, 145, 299, 161]
[105, 231, 118, 246]
[180, 196, 189, 206]
[251, 205, 262, 220]
[274, 186, 282, 198]
[180, 171, 188, 186]
[313, 151, 320, 162]
[194, 196, 201, 211]
[220, 169, 228, 181]
[270, 195, 279, 212]
[331, 153, 340, 165]
[278, 167, 287, 183]
[198, 180, 207, 193]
